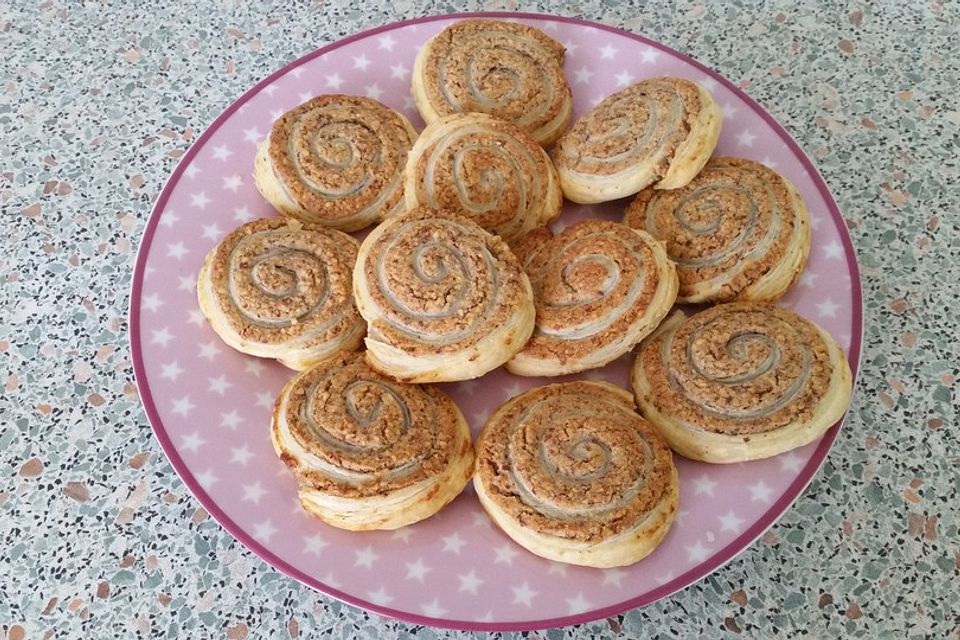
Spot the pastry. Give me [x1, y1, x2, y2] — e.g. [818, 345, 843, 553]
[624, 157, 811, 303]
[353, 207, 536, 382]
[272, 351, 474, 530]
[197, 218, 364, 370]
[253, 95, 417, 232]
[632, 302, 853, 463]
[404, 112, 562, 241]
[411, 19, 573, 146]
[551, 77, 722, 203]
[474, 381, 679, 568]
[507, 220, 678, 376]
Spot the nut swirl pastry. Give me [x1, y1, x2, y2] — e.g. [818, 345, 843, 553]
[474, 381, 679, 568]
[272, 352, 474, 530]
[353, 207, 536, 382]
[404, 113, 562, 241]
[624, 157, 811, 303]
[254, 95, 417, 232]
[197, 218, 364, 370]
[507, 220, 678, 376]
[412, 19, 573, 146]
[552, 77, 722, 204]
[632, 303, 853, 463]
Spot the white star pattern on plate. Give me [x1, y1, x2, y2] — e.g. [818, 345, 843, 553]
[736, 129, 757, 147]
[230, 445, 253, 466]
[441, 532, 466, 555]
[798, 271, 819, 288]
[718, 510, 746, 533]
[391, 528, 414, 543]
[749, 481, 775, 503]
[823, 241, 843, 259]
[603, 568, 626, 586]
[195, 469, 218, 488]
[810, 214, 823, 230]
[177, 274, 196, 292]
[222, 175, 242, 192]
[494, 544, 518, 565]
[160, 361, 183, 381]
[353, 54, 371, 70]
[675, 508, 689, 525]
[255, 391, 274, 409]
[547, 562, 568, 576]
[198, 341, 222, 361]
[141, 293, 163, 313]
[816, 298, 839, 318]
[779, 452, 805, 473]
[220, 410, 242, 430]
[368, 587, 393, 606]
[233, 206, 255, 223]
[402, 95, 415, 110]
[567, 593, 593, 614]
[378, 34, 396, 51]
[721, 103, 738, 118]
[159, 211, 179, 228]
[511, 582, 537, 607]
[262, 84, 277, 97]
[184, 164, 200, 179]
[298, 92, 311, 103]
[639, 46, 660, 63]
[458, 570, 482, 595]
[321, 572, 341, 589]
[599, 43, 618, 59]
[389, 63, 409, 80]
[475, 611, 494, 623]
[693, 475, 718, 496]
[326, 72, 343, 89]
[354, 546, 378, 569]
[614, 70, 634, 87]
[269, 108, 284, 121]
[186, 309, 205, 326]
[562, 39, 578, 54]
[180, 431, 204, 453]
[761, 156, 779, 169]
[686, 540, 710, 563]
[242, 482, 266, 504]
[289, 66, 304, 79]
[190, 192, 210, 210]
[656, 571, 676, 586]
[471, 511, 492, 528]
[172, 396, 196, 417]
[573, 65, 594, 84]
[208, 375, 232, 395]
[253, 519, 277, 542]
[421, 599, 447, 618]
[364, 83, 383, 100]
[406, 558, 432, 582]
[244, 359, 265, 377]
[304, 535, 328, 556]
[211, 145, 233, 161]
[700, 76, 719, 92]
[201, 223, 223, 241]
[242, 127, 261, 144]
[166, 242, 188, 260]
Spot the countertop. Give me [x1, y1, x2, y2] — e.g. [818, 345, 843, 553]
[1, 1, 957, 637]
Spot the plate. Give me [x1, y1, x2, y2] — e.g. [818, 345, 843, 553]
[130, 12, 862, 631]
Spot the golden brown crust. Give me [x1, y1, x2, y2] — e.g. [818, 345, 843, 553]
[196, 218, 364, 369]
[412, 19, 572, 146]
[255, 95, 417, 232]
[631, 302, 853, 463]
[404, 113, 562, 241]
[624, 157, 811, 303]
[352, 207, 536, 382]
[473, 381, 678, 566]
[506, 220, 678, 376]
[271, 352, 474, 529]
[551, 78, 721, 203]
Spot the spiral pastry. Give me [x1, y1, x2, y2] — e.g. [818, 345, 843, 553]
[196, 218, 364, 370]
[632, 303, 853, 463]
[253, 95, 417, 232]
[404, 113, 562, 241]
[412, 19, 573, 146]
[551, 77, 722, 204]
[624, 157, 811, 303]
[272, 351, 474, 530]
[353, 207, 536, 382]
[474, 381, 679, 568]
[506, 220, 678, 377]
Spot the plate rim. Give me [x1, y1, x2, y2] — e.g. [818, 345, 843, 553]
[129, 10, 864, 632]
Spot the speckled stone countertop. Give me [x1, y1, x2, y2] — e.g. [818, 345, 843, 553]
[2, 1, 958, 638]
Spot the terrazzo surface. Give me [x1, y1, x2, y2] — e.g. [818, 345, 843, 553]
[1, 1, 957, 638]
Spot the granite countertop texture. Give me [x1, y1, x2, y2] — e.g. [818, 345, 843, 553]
[2, 0, 958, 638]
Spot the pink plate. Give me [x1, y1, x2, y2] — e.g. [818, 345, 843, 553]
[130, 12, 862, 631]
